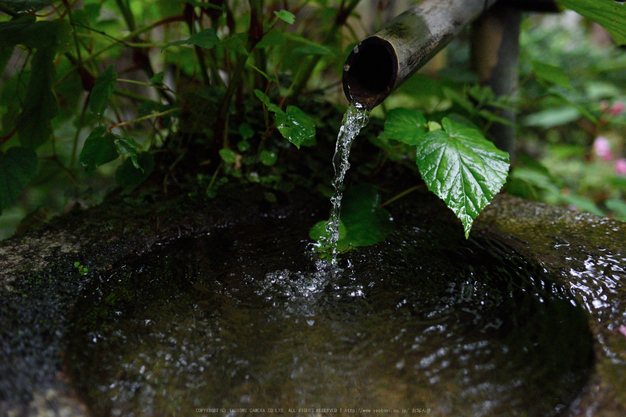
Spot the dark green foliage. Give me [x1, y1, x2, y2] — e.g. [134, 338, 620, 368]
[0, 147, 38, 213]
[0, 0, 625, 241]
[16, 47, 58, 149]
[115, 153, 155, 188]
[79, 127, 120, 175]
[89, 66, 117, 116]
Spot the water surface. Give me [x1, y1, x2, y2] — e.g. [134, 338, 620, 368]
[65, 207, 593, 417]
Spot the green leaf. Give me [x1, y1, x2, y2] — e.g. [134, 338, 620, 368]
[274, 10, 295, 24]
[282, 32, 332, 55]
[561, 194, 604, 217]
[256, 29, 288, 49]
[150, 71, 165, 84]
[0, 147, 38, 213]
[1, 0, 52, 12]
[16, 47, 58, 150]
[89, 65, 117, 115]
[276, 106, 316, 149]
[531, 60, 572, 89]
[521, 106, 580, 128]
[0, 15, 59, 49]
[606, 198, 626, 220]
[309, 219, 347, 242]
[341, 184, 394, 247]
[115, 137, 142, 170]
[557, 0, 626, 45]
[260, 150, 277, 166]
[115, 152, 154, 188]
[309, 185, 393, 254]
[162, 28, 220, 50]
[219, 148, 237, 164]
[253, 89, 282, 113]
[380, 108, 428, 145]
[415, 118, 510, 238]
[184, 0, 223, 9]
[79, 126, 119, 174]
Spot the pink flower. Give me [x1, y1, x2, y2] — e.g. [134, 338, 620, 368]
[619, 326, 626, 338]
[609, 101, 625, 116]
[615, 158, 626, 175]
[593, 136, 614, 161]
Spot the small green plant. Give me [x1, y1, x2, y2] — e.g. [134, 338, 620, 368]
[74, 261, 88, 276]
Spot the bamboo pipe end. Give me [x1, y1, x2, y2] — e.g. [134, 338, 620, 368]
[342, 36, 398, 110]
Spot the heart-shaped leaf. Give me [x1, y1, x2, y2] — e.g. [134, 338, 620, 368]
[79, 126, 119, 174]
[415, 118, 509, 238]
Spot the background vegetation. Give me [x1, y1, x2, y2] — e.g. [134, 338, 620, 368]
[1, 0, 626, 241]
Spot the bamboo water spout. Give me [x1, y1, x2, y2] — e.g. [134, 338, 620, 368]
[342, 0, 500, 109]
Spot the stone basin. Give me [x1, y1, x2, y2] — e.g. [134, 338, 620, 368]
[0, 187, 625, 416]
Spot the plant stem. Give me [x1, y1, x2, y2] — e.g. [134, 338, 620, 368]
[0, 3, 18, 16]
[58, 15, 184, 85]
[109, 107, 181, 130]
[113, 88, 154, 102]
[69, 96, 90, 172]
[115, 0, 136, 32]
[379, 184, 426, 208]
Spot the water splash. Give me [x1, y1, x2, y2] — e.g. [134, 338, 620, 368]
[321, 103, 370, 263]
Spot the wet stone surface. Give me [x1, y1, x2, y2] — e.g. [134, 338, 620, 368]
[64, 204, 594, 417]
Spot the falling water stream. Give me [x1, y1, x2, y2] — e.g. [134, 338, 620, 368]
[322, 104, 370, 264]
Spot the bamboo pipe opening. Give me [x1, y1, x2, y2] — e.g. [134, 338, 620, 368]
[342, 37, 397, 110]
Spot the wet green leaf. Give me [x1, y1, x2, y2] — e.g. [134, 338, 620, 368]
[0, 147, 38, 213]
[274, 10, 295, 24]
[115, 137, 142, 170]
[79, 126, 119, 174]
[115, 152, 154, 188]
[532, 60, 572, 89]
[380, 108, 428, 145]
[16, 47, 58, 149]
[309, 219, 347, 242]
[276, 105, 316, 149]
[557, 0, 626, 45]
[89, 65, 117, 115]
[162, 28, 220, 50]
[415, 118, 510, 238]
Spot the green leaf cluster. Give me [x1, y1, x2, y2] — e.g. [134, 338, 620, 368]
[79, 126, 153, 187]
